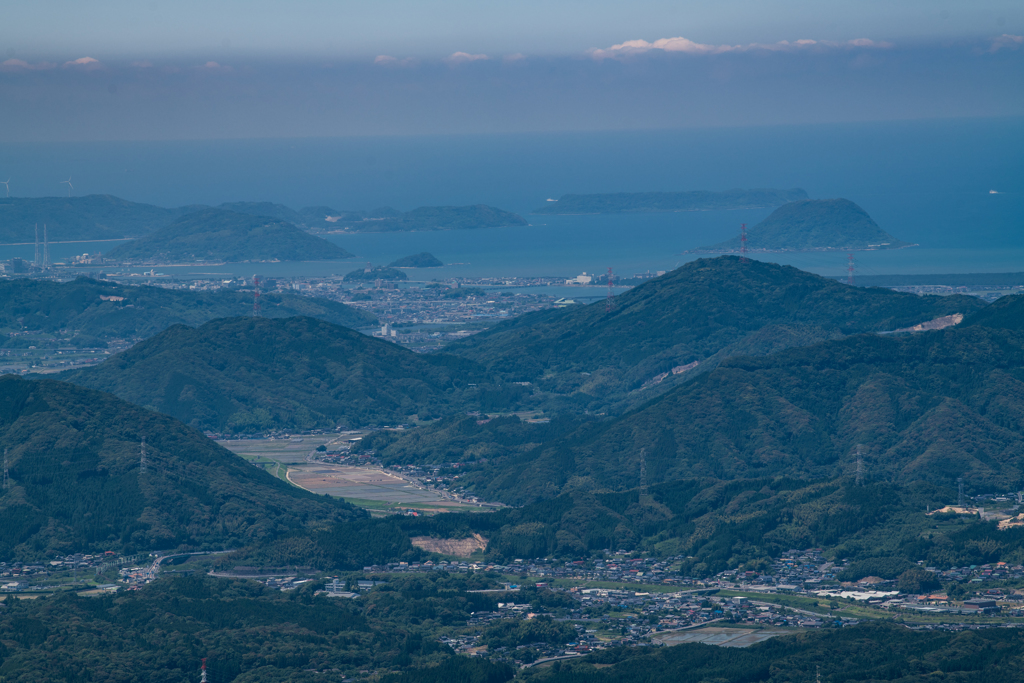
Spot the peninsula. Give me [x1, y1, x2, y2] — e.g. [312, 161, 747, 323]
[328, 205, 527, 232]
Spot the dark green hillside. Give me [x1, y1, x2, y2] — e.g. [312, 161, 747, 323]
[0, 574, 509, 682]
[0, 376, 358, 560]
[389, 252, 444, 268]
[0, 277, 375, 345]
[105, 208, 353, 262]
[533, 188, 807, 214]
[527, 625, 1024, 683]
[439, 324, 1024, 504]
[0, 194, 189, 243]
[65, 316, 484, 432]
[963, 292, 1024, 330]
[699, 198, 910, 252]
[443, 257, 983, 403]
[337, 205, 527, 232]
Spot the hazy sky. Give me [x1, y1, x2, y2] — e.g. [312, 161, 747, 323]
[5, 1, 1021, 59]
[1, 1, 1021, 141]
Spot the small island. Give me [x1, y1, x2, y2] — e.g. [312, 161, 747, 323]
[693, 198, 912, 252]
[533, 188, 808, 214]
[326, 205, 527, 232]
[344, 266, 408, 281]
[105, 208, 354, 263]
[388, 252, 444, 268]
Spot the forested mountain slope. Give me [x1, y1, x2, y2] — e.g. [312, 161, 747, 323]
[0, 376, 359, 560]
[0, 277, 375, 346]
[441, 257, 982, 408]
[0, 194, 189, 243]
[963, 292, 1024, 330]
[377, 323, 1024, 505]
[65, 316, 485, 432]
[106, 208, 353, 262]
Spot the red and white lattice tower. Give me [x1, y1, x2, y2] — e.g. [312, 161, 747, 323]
[740, 224, 748, 262]
[253, 275, 261, 317]
[606, 267, 614, 312]
[847, 253, 855, 286]
[201, 658, 208, 683]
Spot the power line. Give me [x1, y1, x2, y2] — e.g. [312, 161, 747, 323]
[855, 445, 864, 487]
[639, 448, 649, 503]
[253, 275, 261, 317]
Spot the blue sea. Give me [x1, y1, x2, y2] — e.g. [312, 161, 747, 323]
[1, 117, 1021, 280]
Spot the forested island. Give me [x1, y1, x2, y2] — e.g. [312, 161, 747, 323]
[696, 198, 911, 252]
[533, 188, 808, 214]
[389, 252, 444, 268]
[105, 208, 353, 263]
[345, 265, 409, 281]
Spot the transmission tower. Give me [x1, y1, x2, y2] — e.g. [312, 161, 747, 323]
[3, 448, 8, 490]
[34, 224, 40, 267]
[847, 253, 855, 286]
[140, 438, 147, 474]
[854, 447, 862, 486]
[957, 478, 965, 507]
[605, 267, 614, 312]
[43, 224, 50, 269]
[252, 275, 261, 317]
[201, 658, 208, 683]
[639, 448, 649, 503]
[740, 224, 748, 262]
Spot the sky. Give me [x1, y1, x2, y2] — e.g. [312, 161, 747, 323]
[1, 1, 1022, 141]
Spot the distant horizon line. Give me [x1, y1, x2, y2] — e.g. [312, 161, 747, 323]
[1, 113, 1021, 147]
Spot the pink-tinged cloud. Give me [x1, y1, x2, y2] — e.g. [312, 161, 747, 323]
[444, 52, 488, 64]
[131, 60, 154, 68]
[201, 61, 233, 71]
[63, 57, 101, 69]
[589, 36, 892, 59]
[989, 34, 1023, 53]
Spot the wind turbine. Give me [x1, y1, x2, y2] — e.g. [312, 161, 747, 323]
[0, 179, 8, 198]
[61, 176, 73, 197]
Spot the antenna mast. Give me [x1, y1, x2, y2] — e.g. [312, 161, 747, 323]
[201, 658, 208, 683]
[639, 448, 649, 503]
[957, 478, 965, 507]
[253, 275, 261, 317]
[606, 267, 614, 312]
[740, 224, 748, 262]
[34, 224, 40, 267]
[140, 438, 147, 474]
[847, 253, 855, 286]
[43, 224, 50, 269]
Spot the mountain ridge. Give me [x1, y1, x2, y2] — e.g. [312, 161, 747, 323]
[105, 208, 353, 262]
